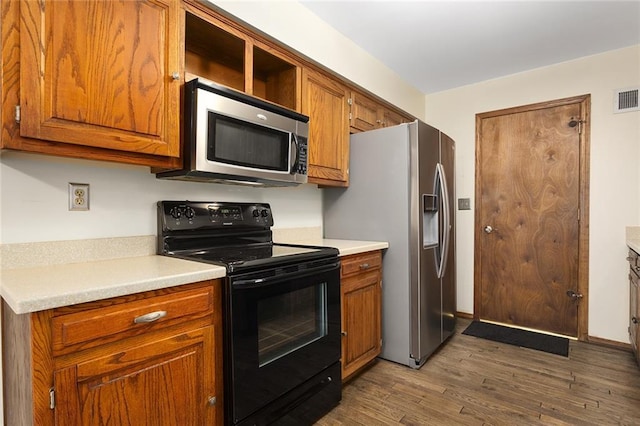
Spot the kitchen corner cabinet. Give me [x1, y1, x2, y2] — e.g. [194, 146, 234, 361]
[349, 90, 412, 133]
[302, 68, 350, 187]
[1, 0, 182, 168]
[340, 250, 383, 380]
[3, 280, 223, 426]
[629, 249, 640, 365]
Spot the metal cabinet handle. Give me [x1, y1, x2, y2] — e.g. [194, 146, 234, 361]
[171, 72, 180, 81]
[633, 317, 638, 325]
[134, 310, 167, 324]
[208, 396, 217, 406]
[359, 263, 370, 270]
[341, 331, 347, 336]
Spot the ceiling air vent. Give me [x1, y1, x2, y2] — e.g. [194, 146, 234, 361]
[614, 87, 639, 113]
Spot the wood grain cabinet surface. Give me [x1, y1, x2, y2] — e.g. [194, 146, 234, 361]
[302, 68, 350, 187]
[340, 250, 383, 380]
[629, 249, 640, 366]
[1, 0, 413, 183]
[3, 280, 224, 426]
[350, 90, 412, 133]
[1, 0, 182, 168]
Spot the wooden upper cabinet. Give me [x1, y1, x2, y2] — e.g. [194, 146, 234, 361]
[18, 0, 181, 159]
[184, 10, 300, 111]
[350, 91, 380, 132]
[302, 68, 350, 187]
[350, 90, 412, 133]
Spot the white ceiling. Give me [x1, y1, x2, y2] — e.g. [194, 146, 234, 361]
[299, 1, 640, 94]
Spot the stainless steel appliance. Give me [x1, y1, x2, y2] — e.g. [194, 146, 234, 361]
[323, 120, 456, 368]
[156, 79, 309, 186]
[158, 201, 341, 425]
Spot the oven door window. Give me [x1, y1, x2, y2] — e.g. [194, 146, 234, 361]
[207, 112, 290, 171]
[258, 283, 327, 367]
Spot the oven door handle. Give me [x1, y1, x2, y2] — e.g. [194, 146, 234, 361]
[232, 261, 340, 289]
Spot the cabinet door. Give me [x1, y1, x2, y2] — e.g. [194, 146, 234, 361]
[53, 327, 218, 426]
[350, 91, 379, 132]
[302, 68, 349, 187]
[382, 108, 409, 128]
[19, 0, 181, 158]
[341, 269, 382, 380]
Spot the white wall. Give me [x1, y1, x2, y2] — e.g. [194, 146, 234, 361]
[425, 45, 640, 343]
[0, 151, 322, 243]
[209, 1, 426, 120]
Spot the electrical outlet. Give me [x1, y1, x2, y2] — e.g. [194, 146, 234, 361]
[69, 183, 90, 211]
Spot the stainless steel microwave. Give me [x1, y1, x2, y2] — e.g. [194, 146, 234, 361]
[157, 78, 309, 186]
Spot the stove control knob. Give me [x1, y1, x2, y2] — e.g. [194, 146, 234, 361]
[260, 209, 269, 218]
[185, 207, 195, 219]
[170, 207, 182, 219]
[252, 209, 260, 218]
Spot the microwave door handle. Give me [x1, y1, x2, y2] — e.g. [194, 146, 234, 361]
[290, 133, 299, 174]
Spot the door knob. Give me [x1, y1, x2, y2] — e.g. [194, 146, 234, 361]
[483, 225, 494, 234]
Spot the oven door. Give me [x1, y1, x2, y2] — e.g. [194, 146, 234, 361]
[226, 258, 341, 424]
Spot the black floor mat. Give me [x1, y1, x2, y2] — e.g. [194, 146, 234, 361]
[462, 321, 569, 357]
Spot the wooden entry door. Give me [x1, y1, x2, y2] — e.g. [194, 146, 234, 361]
[474, 95, 590, 338]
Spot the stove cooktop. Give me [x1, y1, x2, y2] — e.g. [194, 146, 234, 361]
[158, 201, 338, 274]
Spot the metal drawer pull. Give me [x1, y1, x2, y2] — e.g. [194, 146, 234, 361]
[633, 317, 638, 325]
[134, 310, 167, 324]
[359, 263, 370, 270]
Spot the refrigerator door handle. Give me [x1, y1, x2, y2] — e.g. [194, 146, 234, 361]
[436, 163, 451, 278]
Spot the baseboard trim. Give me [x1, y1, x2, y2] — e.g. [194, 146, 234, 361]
[456, 311, 473, 320]
[587, 335, 632, 351]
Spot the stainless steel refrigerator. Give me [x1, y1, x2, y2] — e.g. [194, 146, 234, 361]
[323, 120, 456, 368]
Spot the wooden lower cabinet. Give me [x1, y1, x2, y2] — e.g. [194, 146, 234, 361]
[3, 280, 223, 426]
[629, 249, 640, 366]
[340, 251, 383, 380]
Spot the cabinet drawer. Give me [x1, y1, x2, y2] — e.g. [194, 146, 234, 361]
[52, 285, 214, 355]
[341, 251, 382, 278]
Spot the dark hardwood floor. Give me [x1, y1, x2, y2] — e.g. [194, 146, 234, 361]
[316, 319, 640, 425]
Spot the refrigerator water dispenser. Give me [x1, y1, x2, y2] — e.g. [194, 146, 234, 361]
[423, 194, 438, 248]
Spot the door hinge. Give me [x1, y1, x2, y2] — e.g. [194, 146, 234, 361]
[349, 112, 352, 120]
[49, 387, 55, 409]
[15, 105, 21, 124]
[347, 97, 353, 106]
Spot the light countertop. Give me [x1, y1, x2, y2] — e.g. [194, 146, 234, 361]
[1, 256, 226, 314]
[0, 237, 388, 315]
[318, 239, 389, 256]
[628, 239, 640, 254]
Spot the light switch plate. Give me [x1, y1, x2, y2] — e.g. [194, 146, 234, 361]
[458, 198, 471, 210]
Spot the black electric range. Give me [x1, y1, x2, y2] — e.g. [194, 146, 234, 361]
[157, 201, 342, 426]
